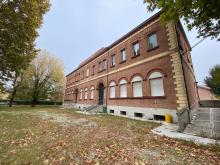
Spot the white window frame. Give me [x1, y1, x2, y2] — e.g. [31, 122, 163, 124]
[119, 79, 127, 98]
[131, 76, 143, 97]
[84, 88, 88, 99]
[109, 81, 116, 98]
[80, 89, 83, 100]
[149, 72, 165, 96]
[120, 49, 126, 62]
[132, 42, 140, 56]
[86, 69, 89, 77]
[90, 86, 95, 99]
[111, 55, 115, 66]
[148, 33, 158, 49]
[103, 60, 107, 70]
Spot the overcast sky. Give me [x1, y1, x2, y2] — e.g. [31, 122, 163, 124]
[36, 0, 219, 85]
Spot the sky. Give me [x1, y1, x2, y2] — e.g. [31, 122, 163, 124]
[36, 0, 219, 85]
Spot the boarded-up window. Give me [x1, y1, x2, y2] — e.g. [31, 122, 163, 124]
[90, 86, 95, 99]
[84, 88, 88, 99]
[119, 79, 127, 98]
[132, 76, 143, 97]
[109, 81, 116, 98]
[149, 72, 164, 96]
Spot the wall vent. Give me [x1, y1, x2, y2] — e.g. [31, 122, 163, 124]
[110, 110, 114, 114]
[120, 111, 126, 115]
[153, 115, 165, 121]
[134, 112, 143, 118]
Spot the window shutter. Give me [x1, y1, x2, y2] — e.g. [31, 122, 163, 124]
[120, 84, 127, 97]
[150, 78, 164, 96]
[133, 81, 142, 97]
[110, 86, 115, 98]
[91, 90, 94, 99]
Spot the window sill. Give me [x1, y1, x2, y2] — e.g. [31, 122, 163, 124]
[109, 96, 166, 100]
[147, 45, 159, 52]
[98, 69, 106, 73]
[110, 65, 115, 68]
[119, 60, 126, 64]
[131, 54, 140, 59]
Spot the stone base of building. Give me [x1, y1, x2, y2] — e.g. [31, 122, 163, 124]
[63, 102, 178, 123]
[107, 105, 178, 123]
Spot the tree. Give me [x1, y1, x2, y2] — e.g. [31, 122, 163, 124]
[205, 65, 220, 96]
[144, 0, 220, 40]
[16, 50, 65, 107]
[0, 0, 50, 100]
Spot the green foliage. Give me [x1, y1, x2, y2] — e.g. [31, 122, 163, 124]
[15, 50, 65, 106]
[0, 0, 50, 81]
[205, 65, 220, 96]
[144, 0, 220, 40]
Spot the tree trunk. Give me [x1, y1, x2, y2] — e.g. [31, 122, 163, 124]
[9, 88, 16, 107]
[31, 92, 38, 107]
[9, 75, 18, 107]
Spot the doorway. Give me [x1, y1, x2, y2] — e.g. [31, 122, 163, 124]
[98, 83, 104, 105]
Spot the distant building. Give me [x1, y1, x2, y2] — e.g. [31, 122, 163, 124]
[198, 85, 217, 100]
[64, 11, 199, 122]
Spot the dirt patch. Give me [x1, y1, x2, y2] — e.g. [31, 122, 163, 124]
[0, 111, 96, 127]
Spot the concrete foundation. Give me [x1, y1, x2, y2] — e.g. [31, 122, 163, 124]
[63, 102, 178, 123]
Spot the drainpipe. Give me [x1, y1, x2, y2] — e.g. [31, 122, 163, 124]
[105, 51, 109, 109]
[174, 23, 191, 123]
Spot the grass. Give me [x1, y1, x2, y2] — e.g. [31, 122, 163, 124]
[0, 105, 219, 165]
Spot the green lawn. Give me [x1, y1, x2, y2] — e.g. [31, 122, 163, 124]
[0, 106, 219, 165]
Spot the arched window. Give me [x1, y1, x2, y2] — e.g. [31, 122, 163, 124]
[119, 79, 127, 98]
[80, 89, 83, 100]
[84, 88, 88, 99]
[109, 81, 116, 98]
[90, 86, 95, 99]
[149, 72, 164, 96]
[132, 75, 143, 97]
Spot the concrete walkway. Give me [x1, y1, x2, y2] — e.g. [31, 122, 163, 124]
[152, 123, 220, 145]
[184, 108, 220, 139]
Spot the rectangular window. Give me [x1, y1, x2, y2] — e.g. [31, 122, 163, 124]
[90, 89, 94, 99]
[133, 81, 142, 97]
[148, 33, 158, 50]
[120, 49, 126, 62]
[91, 65, 95, 75]
[110, 110, 114, 114]
[110, 86, 116, 98]
[120, 111, 126, 115]
[120, 84, 127, 98]
[82, 71, 84, 79]
[103, 60, 107, 70]
[132, 42, 140, 56]
[134, 113, 143, 118]
[111, 55, 115, 66]
[86, 69, 89, 77]
[85, 91, 88, 99]
[150, 78, 164, 96]
[99, 61, 102, 71]
[80, 91, 83, 100]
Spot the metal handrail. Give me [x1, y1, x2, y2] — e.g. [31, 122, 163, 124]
[82, 100, 103, 112]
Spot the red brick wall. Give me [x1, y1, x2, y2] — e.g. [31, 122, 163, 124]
[64, 16, 189, 111]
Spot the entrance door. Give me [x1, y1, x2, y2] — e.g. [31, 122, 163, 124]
[98, 83, 104, 105]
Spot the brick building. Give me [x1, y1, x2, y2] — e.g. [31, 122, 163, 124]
[198, 85, 217, 100]
[64, 12, 199, 122]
